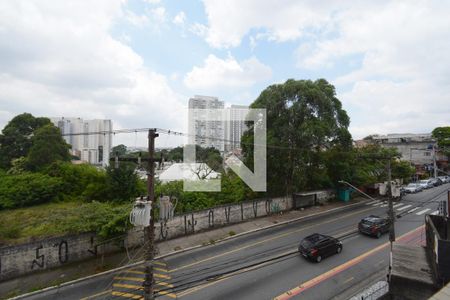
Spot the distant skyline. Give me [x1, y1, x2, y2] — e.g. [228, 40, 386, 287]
[1, 1, 449, 148]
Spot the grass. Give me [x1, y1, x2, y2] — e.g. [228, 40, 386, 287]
[0, 201, 132, 246]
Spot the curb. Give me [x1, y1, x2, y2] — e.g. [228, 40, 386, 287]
[8, 198, 372, 299]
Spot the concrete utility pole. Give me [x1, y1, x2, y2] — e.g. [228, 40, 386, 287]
[387, 158, 395, 242]
[433, 145, 438, 178]
[387, 157, 395, 281]
[143, 129, 158, 300]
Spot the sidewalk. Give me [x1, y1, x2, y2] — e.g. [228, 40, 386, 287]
[0, 197, 367, 299]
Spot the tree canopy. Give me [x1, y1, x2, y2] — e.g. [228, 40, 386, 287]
[432, 126, 450, 156]
[26, 124, 71, 171]
[0, 113, 52, 169]
[242, 79, 352, 195]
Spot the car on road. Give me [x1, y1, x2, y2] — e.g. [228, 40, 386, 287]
[358, 215, 390, 238]
[418, 179, 434, 189]
[402, 183, 422, 193]
[438, 176, 450, 183]
[429, 178, 442, 186]
[298, 233, 343, 263]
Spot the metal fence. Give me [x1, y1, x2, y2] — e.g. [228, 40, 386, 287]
[349, 281, 389, 300]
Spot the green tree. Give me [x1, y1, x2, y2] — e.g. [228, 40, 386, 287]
[432, 126, 450, 156]
[242, 79, 351, 195]
[167, 147, 183, 162]
[105, 163, 143, 202]
[26, 124, 71, 171]
[0, 113, 51, 169]
[111, 144, 127, 156]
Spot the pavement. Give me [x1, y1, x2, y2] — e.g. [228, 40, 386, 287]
[0, 197, 362, 299]
[3, 184, 449, 300]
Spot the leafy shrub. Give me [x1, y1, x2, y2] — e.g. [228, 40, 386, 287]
[44, 162, 107, 199]
[0, 173, 63, 209]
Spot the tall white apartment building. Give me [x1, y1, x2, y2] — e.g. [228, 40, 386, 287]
[188, 95, 225, 152]
[51, 117, 112, 167]
[225, 105, 249, 152]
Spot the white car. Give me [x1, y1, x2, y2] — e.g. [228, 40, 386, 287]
[438, 176, 450, 183]
[418, 179, 434, 189]
[402, 183, 422, 193]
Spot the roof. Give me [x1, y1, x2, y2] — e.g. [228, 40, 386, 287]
[158, 163, 220, 182]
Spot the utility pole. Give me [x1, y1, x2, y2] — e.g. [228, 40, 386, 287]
[433, 145, 438, 178]
[387, 157, 395, 282]
[143, 129, 158, 300]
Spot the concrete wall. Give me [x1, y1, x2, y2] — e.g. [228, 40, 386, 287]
[0, 233, 124, 282]
[0, 192, 331, 281]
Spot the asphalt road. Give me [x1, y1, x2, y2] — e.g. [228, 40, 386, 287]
[18, 184, 449, 300]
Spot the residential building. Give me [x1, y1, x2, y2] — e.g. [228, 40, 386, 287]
[188, 95, 225, 152]
[51, 117, 112, 167]
[224, 105, 249, 152]
[367, 133, 436, 165]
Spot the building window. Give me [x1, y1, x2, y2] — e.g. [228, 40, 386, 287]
[424, 152, 431, 156]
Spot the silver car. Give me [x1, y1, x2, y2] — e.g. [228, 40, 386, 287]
[418, 179, 433, 189]
[402, 183, 422, 193]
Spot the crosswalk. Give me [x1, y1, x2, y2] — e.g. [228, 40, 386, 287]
[366, 201, 439, 216]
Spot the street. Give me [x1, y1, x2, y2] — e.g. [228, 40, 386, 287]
[20, 184, 448, 300]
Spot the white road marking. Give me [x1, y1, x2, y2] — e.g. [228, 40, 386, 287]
[367, 200, 378, 205]
[381, 204, 388, 207]
[393, 203, 404, 208]
[372, 202, 383, 206]
[407, 207, 420, 213]
[397, 204, 412, 211]
[416, 208, 431, 215]
[431, 210, 439, 215]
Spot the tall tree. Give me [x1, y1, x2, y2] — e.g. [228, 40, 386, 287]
[0, 113, 51, 169]
[111, 144, 127, 156]
[26, 124, 71, 171]
[432, 126, 450, 156]
[242, 79, 352, 195]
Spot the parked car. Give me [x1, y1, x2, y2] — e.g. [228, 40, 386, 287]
[429, 178, 442, 186]
[402, 183, 422, 193]
[298, 233, 343, 263]
[358, 215, 390, 238]
[438, 176, 450, 184]
[418, 179, 434, 189]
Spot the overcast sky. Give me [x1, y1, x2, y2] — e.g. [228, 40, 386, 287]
[1, 0, 449, 148]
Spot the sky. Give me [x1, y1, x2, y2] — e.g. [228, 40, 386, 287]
[0, 0, 449, 148]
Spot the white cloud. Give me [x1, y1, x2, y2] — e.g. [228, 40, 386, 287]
[0, 0, 186, 147]
[143, 0, 161, 4]
[173, 11, 186, 26]
[125, 10, 149, 27]
[198, 0, 450, 135]
[189, 22, 208, 38]
[201, 0, 337, 48]
[150, 6, 166, 24]
[183, 54, 272, 90]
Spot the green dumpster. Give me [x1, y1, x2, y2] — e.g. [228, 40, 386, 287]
[338, 189, 351, 202]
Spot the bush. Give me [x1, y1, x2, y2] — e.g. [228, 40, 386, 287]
[44, 162, 107, 199]
[0, 173, 63, 209]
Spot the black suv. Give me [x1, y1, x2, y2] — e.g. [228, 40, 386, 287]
[358, 215, 390, 238]
[298, 233, 343, 263]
